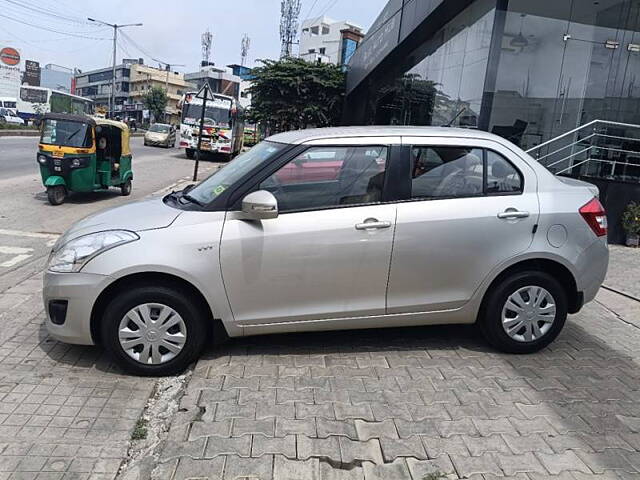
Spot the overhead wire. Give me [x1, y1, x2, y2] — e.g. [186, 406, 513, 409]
[0, 0, 95, 26]
[0, 12, 110, 39]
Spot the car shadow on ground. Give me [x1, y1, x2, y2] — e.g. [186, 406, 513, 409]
[34, 189, 123, 205]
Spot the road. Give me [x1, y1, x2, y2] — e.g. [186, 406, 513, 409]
[0, 135, 220, 290]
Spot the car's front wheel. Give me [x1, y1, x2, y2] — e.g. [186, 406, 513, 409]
[480, 271, 567, 354]
[100, 284, 208, 375]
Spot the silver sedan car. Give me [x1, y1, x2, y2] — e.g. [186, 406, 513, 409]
[44, 127, 609, 375]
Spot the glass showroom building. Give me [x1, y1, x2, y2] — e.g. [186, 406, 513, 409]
[345, 0, 640, 242]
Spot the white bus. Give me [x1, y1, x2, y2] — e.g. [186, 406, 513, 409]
[178, 91, 244, 159]
[17, 86, 93, 122]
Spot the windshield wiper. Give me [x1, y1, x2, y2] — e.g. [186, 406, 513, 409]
[66, 127, 84, 143]
[180, 193, 204, 206]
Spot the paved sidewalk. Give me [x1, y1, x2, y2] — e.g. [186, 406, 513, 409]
[0, 267, 156, 480]
[606, 245, 640, 300]
[149, 288, 640, 480]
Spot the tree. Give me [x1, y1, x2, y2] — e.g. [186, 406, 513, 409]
[143, 86, 168, 123]
[246, 58, 345, 133]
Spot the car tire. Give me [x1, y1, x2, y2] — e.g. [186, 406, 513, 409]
[185, 148, 195, 159]
[479, 270, 567, 354]
[100, 284, 208, 376]
[46, 185, 66, 205]
[120, 179, 132, 196]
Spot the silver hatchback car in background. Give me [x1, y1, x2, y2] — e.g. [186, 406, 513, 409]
[44, 127, 609, 375]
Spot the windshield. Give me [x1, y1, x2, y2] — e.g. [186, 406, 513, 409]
[182, 103, 230, 127]
[41, 119, 92, 148]
[149, 124, 170, 133]
[187, 141, 287, 205]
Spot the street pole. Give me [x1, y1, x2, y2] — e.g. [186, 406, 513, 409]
[159, 62, 184, 123]
[88, 18, 143, 119]
[192, 84, 208, 182]
[111, 26, 117, 118]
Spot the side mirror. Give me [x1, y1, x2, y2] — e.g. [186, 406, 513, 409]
[241, 190, 278, 220]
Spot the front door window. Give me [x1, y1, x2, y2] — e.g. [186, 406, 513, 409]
[260, 145, 388, 212]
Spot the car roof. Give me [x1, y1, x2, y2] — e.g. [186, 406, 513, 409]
[266, 126, 513, 145]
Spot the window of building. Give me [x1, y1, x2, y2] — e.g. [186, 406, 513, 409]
[310, 26, 319, 35]
[308, 48, 316, 53]
[322, 25, 330, 35]
[259, 146, 388, 212]
[88, 70, 112, 83]
[319, 47, 326, 55]
[302, 28, 309, 33]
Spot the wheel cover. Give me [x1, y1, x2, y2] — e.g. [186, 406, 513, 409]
[501, 285, 556, 343]
[118, 303, 187, 365]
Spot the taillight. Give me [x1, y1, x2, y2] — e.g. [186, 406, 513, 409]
[579, 197, 608, 237]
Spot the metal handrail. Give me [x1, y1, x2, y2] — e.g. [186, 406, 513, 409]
[526, 119, 640, 156]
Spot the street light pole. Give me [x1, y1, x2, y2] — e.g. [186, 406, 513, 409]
[159, 62, 185, 123]
[88, 17, 143, 119]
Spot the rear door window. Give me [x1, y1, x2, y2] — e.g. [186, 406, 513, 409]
[410, 146, 484, 199]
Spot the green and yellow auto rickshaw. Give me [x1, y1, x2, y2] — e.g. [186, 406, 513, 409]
[37, 113, 133, 205]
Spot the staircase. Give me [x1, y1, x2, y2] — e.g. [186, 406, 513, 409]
[525, 120, 640, 183]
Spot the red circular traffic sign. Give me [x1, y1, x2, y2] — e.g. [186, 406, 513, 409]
[0, 47, 20, 66]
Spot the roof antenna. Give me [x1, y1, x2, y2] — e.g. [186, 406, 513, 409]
[443, 107, 466, 127]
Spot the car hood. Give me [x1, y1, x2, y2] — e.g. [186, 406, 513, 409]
[54, 198, 181, 249]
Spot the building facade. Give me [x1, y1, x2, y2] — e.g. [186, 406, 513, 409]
[184, 66, 241, 99]
[129, 63, 189, 124]
[299, 16, 364, 66]
[74, 61, 136, 117]
[345, 0, 640, 243]
[345, 0, 640, 149]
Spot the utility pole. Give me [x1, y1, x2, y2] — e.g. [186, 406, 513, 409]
[157, 62, 185, 123]
[88, 17, 142, 119]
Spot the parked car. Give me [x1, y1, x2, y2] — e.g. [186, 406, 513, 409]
[0, 107, 24, 126]
[44, 126, 609, 375]
[144, 123, 176, 148]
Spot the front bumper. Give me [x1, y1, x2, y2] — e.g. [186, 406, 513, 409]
[145, 137, 169, 146]
[43, 271, 112, 345]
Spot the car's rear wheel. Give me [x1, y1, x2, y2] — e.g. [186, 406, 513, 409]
[100, 284, 208, 375]
[479, 271, 567, 353]
[46, 185, 66, 205]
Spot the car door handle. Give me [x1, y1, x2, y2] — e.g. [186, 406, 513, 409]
[355, 219, 392, 230]
[497, 209, 530, 219]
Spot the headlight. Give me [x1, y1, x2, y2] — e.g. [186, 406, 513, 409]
[48, 230, 139, 273]
[37, 154, 47, 164]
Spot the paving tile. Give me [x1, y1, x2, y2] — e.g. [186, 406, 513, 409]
[535, 451, 591, 475]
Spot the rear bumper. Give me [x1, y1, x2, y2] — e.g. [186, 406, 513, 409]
[576, 239, 609, 306]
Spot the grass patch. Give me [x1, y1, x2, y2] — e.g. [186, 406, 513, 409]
[0, 124, 36, 130]
[423, 473, 447, 480]
[131, 419, 148, 440]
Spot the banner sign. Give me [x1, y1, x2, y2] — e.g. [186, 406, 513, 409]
[24, 60, 41, 86]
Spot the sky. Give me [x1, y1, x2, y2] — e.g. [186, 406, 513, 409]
[0, 0, 388, 74]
